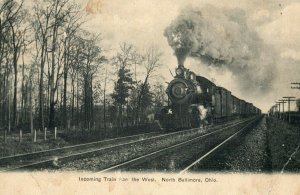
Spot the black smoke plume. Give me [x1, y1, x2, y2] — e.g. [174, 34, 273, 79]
[164, 5, 276, 94]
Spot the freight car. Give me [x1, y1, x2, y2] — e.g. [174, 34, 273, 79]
[156, 65, 261, 130]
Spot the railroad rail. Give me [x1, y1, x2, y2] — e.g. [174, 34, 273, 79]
[281, 145, 300, 173]
[1, 118, 251, 172]
[97, 116, 261, 173]
[0, 131, 159, 172]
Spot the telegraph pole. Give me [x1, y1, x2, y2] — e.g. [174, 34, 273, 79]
[273, 104, 277, 113]
[278, 100, 286, 112]
[273, 105, 276, 115]
[291, 82, 300, 90]
[271, 105, 276, 116]
[283, 96, 296, 123]
[276, 102, 281, 112]
[276, 102, 281, 119]
[278, 99, 287, 120]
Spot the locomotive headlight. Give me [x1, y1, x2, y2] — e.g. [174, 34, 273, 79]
[175, 68, 183, 76]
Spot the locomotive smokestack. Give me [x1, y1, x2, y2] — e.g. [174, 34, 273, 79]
[175, 47, 190, 67]
[176, 51, 186, 67]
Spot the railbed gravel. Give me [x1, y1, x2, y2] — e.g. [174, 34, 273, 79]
[123, 125, 242, 172]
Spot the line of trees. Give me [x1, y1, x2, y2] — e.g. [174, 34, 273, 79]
[0, 0, 167, 134]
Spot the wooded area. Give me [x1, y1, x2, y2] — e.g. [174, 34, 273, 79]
[0, 0, 167, 135]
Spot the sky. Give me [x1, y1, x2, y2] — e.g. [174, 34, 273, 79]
[78, 0, 300, 112]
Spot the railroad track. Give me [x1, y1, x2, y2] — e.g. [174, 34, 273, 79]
[0, 131, 160, 172]
[0, 118, 250, 172]
[179, 116, 262, 173]
[96, 116, 261, 173]
[281, 145, 300, 173]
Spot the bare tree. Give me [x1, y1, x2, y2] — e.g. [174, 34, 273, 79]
[32, 0, 84, 129]
[32, 0, 53, 131]
[136, 46, 162, 123]
[0, 0, 26, 130]
[62, 9, 83, 129]
[75, 31, 105, 129]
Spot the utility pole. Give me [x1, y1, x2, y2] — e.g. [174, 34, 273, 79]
[274, 105, 278, 114]
[276, 102, 281, 119]
[278, 100, 286, 112]
[272, 105, 276, 115]
[283, 96, 296, 123]
[278, 99, 287, 120]
[270, 105, 276, 116]
[291, 82, 300, 90]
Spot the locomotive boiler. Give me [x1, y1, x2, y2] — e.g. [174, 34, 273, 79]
[156, 65, 261, 130]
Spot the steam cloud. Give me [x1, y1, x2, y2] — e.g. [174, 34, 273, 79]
[164, 5, 276, 94]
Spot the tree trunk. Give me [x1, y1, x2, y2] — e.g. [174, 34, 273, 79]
[49, 101, 55, 129]
[29, 81, 33, 135]
[8, 79, 11, 133]
[84, 75, 88, 128]
[90, 75, 94, 130]
[21, 50, 26, 127]
[103, 69, 107, 131]
[63, 70, 67, 128]
[12, 47, 18, 130]
[48, 10, 58, 130]
[39, 42, 46, 132]
[137, 75, 149, 124]
[71, 76, 75, 127]
[76, 73, 79, 126]
[63, 39, 68, 128]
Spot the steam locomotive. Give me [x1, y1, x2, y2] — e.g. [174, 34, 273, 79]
[156, 65, 261, 130]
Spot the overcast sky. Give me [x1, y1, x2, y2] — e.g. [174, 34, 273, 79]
[79, 0, 299, 112]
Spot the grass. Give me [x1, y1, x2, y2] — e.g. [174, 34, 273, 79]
[266, 116, 300, 171]
[0, 122, 160, 157]
[0, 130, 69, 157]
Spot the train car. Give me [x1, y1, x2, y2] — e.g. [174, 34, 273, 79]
[213, 87, 222, 121]
[245, 102, 251, 115]
[249, 103, 254, 115]
[220, 87, 227, 118]
[216, 87, 232, 119]
[226, 90, 233, 118]
[156, 65, 261, 130]
[240, 100, 246, 117]
[213, 87, 233, 123]
[236, 96, 242, 115]
[232, 95, 241, 116]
